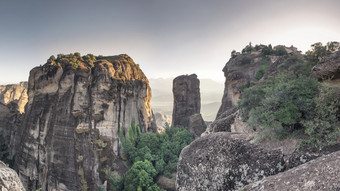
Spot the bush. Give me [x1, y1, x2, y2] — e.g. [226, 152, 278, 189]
[238, 56, 251, 65]
[274, 46, 288, 56]
[239, 72, 320, 139]
[255, 65, 267, 80]
[302, 88, 340, 147]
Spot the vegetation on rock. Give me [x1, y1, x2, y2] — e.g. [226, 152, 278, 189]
[237, 42, 340, 147]
[106, 118, 194, 190]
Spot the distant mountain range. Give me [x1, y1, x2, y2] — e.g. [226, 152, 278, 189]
[149, 77, 224, 121]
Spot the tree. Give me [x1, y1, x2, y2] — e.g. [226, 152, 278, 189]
[123, 160, 159, 191]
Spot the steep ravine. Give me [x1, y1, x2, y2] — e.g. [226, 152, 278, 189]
[13, 54, 156, 191]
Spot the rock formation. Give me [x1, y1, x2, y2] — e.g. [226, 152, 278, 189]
[172, 74, 200, 127]
[0, 82, 28, 114]
[241, 150, 340, 191]
[187, 113, 206, 138]
[176, 132, 285, 191]
[311, 50, 340, 81]
[204, 46, 301, 136]
[0, 160, 25, 191]
[14, 54, 156, 191]
[288, 143, 340, 169]
[154, 112, 172, 128]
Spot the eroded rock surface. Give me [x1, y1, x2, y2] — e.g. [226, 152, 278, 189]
[288, 143, 340, 169]
[176, 132, 285, 191]
[0, 161, 25, 191]
[311, 50, 340, 80]
[0, 82, 28, 114]
[14, 54, 156, 191]
[187, 113, 206, 138]
[154, 112, 171, 128]
[241, 151, 340, 191]
[172, 74, 200, 127]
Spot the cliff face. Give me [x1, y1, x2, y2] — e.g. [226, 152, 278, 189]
[14, 54, 156, 191]
[0, 82, 28, 114]
[172, 74, 200, 127]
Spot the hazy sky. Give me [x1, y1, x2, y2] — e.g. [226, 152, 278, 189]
[0, 0, 339, 84]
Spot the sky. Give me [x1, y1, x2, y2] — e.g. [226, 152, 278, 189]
[0, 0, 339, 84]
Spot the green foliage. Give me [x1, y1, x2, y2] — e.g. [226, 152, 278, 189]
[261, 44, 274, 56]
[255, 65, 267, 80]
[302, 88, 340, 147]
[305, 41, 340, 62]
[242, 42, 254, 54]
[238, 55, 251, 65]
[123, 160, 158, 191]
[274, 46, 288, 56]
[116, 120, 194, 190]
[239, 72, 320, 139]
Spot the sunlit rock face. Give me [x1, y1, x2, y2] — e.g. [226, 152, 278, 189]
[0, 82, 28, 114]
[14, 54, 156, 191]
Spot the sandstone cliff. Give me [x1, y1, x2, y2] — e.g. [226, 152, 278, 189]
[0, 82, 28, 114]
[14, 54, 156, 191]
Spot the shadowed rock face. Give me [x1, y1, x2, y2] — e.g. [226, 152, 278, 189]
[0, 82, 28, 114]
[0, 160, 25, 191]
[172, 74, 200, 127]
[311, 50, 340, 81]
[14, 54, 156, 191]
[176, 132, 285, 191]
[241, 150, 340, 191]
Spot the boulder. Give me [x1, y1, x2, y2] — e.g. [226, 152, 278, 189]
[241, 150, 340, 191]
[156, 173, 176, 191]
[187, 113, 206, 138]
[172, 74, 200, 127]
[176, 132, 285, 191]
[288, 143, 340, 169]
[0, 161, 25, 191]
[311, 50, 340, 80]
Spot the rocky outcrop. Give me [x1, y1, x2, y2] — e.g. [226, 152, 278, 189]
[154, 112, 171, 128]
[172, 74, 200, 127]
[288, 143, 340, 169]
[187, 113, 206, 138]
[156, 173, 176, 191]
[241, 150, 340, 191]
[0, 102, 23, 158]
[0, 82, 28, 114]
[311, 50, 340, 80]
[176, 132, 285, 191]
[14, 54, 156, 191]
[0, 160, 25, 191]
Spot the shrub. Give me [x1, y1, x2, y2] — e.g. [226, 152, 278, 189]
[255, 65, 267, 80]
[274, 46, 288, 56]
[302, 87, 340, 147]
[238, 56, 251, 65]
[239, 72, 320, 139]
